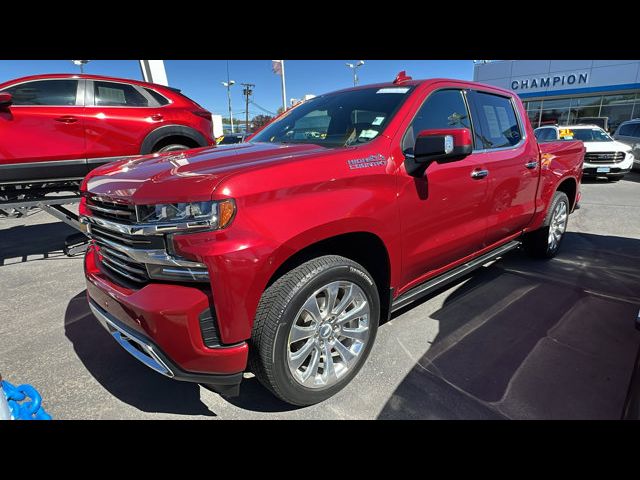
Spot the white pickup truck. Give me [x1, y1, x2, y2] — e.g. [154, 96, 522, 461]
[534, 124, 634, 181]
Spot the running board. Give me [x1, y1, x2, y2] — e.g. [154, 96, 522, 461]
[391, 240, 521, 313]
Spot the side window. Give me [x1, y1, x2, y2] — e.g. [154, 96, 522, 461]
[143, 87, 170, 106]
[535, 128, 556, 142]
[94, 81, 149, 107]
[632, 124, 640, 138]
[402, 89, 472, 152]
[617, 124, 629, 136]
[472, 91, 522, 149]
[3, 80, 78, 106]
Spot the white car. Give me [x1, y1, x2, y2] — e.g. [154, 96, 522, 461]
[534, 124, 634, 181]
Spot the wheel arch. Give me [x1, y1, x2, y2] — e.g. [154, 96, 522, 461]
[556, 176, 578, 211]
[264, 230, 393, 325]
[140, 124, 208, 154]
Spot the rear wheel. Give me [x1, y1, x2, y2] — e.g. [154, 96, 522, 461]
[155, 143, 190, 153]
[249, 255, 380, 406]
[524, 191, 569, 259]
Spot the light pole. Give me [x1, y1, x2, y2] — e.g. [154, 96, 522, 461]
[221, 79, 235, 133]
[346, 60, 365, 86]
[72, 60, 90, 73]
[241, 83, 255, 133]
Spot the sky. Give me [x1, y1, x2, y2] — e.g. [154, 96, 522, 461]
[0, 60, 474, 118]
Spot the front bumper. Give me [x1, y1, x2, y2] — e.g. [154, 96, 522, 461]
[84, 247, 248, 387]
[582, 166, 631, 176]
[89, 300, 243, 391]
[583, 155, 634, 176]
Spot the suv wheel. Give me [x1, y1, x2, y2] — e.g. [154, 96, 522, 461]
[249, 255, 380, 406]
[524, 191, 570, 259]
[156, 144, 190, 153]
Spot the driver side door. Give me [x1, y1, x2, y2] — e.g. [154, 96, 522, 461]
[394, 87, 490, 290]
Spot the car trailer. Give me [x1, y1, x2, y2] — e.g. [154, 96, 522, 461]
[0, 192, 89, 256]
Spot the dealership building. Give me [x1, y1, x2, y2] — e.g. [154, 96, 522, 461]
[473, 60, 640, 132]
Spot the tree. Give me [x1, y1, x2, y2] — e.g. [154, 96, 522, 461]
[251, 114, 273, 131]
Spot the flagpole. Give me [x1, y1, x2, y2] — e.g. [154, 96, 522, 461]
[280, 60, 287, 112]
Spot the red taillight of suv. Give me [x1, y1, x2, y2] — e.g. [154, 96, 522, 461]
[192, 109, 212, 122]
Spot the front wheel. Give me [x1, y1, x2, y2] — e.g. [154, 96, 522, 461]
[523, 191, 570, 259]
[249, 255, 380, 406]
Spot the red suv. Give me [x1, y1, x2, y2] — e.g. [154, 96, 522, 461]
[0, 74, 215, 185]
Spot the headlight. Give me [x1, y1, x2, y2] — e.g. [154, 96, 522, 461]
[136, 199, 236, 229]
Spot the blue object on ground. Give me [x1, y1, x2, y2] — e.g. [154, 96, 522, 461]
[1, 380, 52, 420]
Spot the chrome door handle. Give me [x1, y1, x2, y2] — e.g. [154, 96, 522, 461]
[55, 115, 78, 123]
[471, 169, 489, 179]
[525, 161, 538, 169]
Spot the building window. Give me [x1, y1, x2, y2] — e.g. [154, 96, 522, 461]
[522, 92, 639, 131]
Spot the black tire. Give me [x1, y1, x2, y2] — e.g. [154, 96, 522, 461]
[523, 191, 570, 259]
[154, 143, 190, 153]
[249, 255, 380, 406]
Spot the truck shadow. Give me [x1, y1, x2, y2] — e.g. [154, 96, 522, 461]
[63, 291, 216, 417]
[581, 171, 640, 184]
[0, 221, 79, 266]
[378, 232, 640, 419]
[622, 171, 640, 184]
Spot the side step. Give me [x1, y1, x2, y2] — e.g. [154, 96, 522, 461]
[391, 240, 521, 313]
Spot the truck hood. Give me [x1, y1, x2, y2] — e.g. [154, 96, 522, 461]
[84, 142, 329, 203]
[583, 140, 632, 153]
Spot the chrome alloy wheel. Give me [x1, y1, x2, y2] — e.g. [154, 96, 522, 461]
[548, 200, 568, 251]
[287, 281, 371, 389]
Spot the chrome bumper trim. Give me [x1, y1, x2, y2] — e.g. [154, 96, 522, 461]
[89, 301, 174, 378]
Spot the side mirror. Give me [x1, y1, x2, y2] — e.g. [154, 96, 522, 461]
[0, 92, 12, 110]
[405, 128, 473, 177]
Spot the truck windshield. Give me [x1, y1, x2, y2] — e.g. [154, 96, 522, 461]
[571, 128, 613, 142]
[251, 86, 414, 147]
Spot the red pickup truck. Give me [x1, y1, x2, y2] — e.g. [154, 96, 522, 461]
[79, 75, 584, 406]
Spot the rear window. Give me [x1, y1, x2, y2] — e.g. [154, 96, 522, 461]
[534, 128, 557, 142]
[143, 87, 170, 106]
[94, 81, 148, 107]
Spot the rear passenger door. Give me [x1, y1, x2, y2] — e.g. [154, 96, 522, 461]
[396, 88, 490, 287]
[81, 79, 163, 165]
[467, 90, 540, 247]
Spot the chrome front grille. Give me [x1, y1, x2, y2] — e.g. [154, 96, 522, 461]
[584, 151, 625, 164]
[87, 220, 209, 287]
[86, 196, 137, 223]
[91, 226, 154, 284]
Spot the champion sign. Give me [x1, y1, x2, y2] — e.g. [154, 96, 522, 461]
[511, 73, 589, 91]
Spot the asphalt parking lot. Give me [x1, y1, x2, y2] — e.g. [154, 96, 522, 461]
[1, 172, 639, 419]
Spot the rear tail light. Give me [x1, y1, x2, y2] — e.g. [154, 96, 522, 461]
[192, 109, 212, 122]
